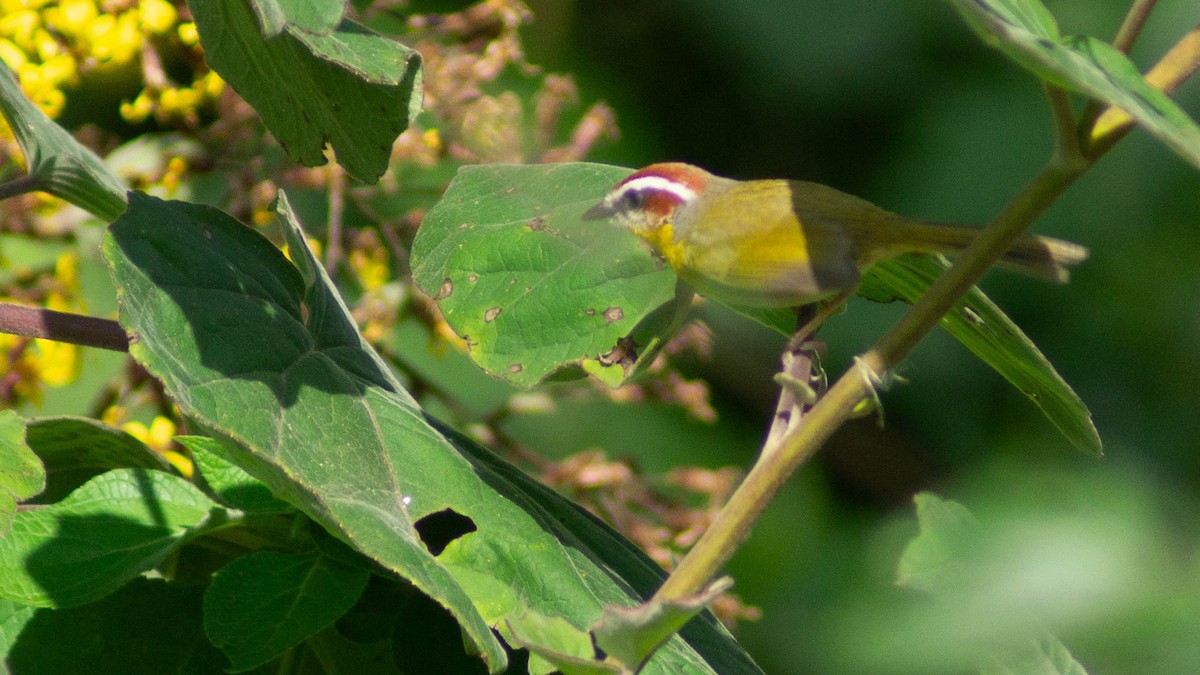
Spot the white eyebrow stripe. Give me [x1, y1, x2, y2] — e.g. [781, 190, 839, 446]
[611, 176, 698, 204]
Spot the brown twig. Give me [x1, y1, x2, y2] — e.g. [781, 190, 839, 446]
[0, 302, 129, 352]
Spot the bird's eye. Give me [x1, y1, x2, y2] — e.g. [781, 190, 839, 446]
[619, 190, 645, 210]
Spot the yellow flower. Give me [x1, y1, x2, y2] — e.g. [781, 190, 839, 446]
[0, 38, 27, 71]
[31, 338, 79, 386]
[101, 404, 127, 425]
[54, 250, 80, 289]
[87, 11, 142, 65]
[197, 69, 223, 98]
[159, 85, 200, 115]
[39, 54, 78, 87]
[161, 155, 186, 194]
[146, 415, 176, 451]
[137, 0, 176, 35]
[119, 88, 153, 123]
[177, 21, 198, 46]
[123, 416, 193, 478]
[350, 248, 390, 290]
[422, 128, 442, 153]
[0, 11, 40, 53]
[32, 27, 60, 61]
[42, 0, 98, 39]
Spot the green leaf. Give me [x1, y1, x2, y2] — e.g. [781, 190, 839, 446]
[862, 255, 1101, 455]
[0, 411, 44, 537]
[411, 163, 677, 388]
[895, 493, 1090, 675]
[507, 611, 616, 675]
[247, 0, 347, 37]
[25, 416, 172, 504]
[180, 435, 293, 514]
[896, 492, 979, 594]
[6, 578, 226, 673]
[982, 634, 1089, 675]
[0, 599, 36, 662]
[952, 0, 1058, 41]
[0, 63, 127, 220]
[592, 578, 734, 672]
[0, 468, 216, 608]
[204, 550, 370, 671]
[189, 0, 422, 183]
[103, 191, 761, 674]
[947, 0, 1200, 170]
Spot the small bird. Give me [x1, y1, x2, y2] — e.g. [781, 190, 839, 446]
[583, 162, 1088, 311]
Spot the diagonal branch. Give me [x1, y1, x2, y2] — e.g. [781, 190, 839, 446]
[0, 302, 129, 352]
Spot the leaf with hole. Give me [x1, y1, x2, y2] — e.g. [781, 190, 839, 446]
[103, 191, 762, 674]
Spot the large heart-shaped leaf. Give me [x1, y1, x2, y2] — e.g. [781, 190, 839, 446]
[103, 191, 761, 674]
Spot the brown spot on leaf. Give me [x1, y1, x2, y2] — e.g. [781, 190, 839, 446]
[433, 278, 453, 300]
[484, 307, 502, 323]
[598, 336, 639, 370]
[508, 363, 523, 373]
[300, 302, 310, 324]
[467, 274, 478, 283]
[584, 309, 596, 317]
[528, 216, 546, 231]
[602, 307, 624, 323]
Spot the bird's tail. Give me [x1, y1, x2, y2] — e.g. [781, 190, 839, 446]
[878, 220, 1088, 283]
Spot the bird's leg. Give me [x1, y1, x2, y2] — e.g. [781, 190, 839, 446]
[784, 287, 855, 354]
[764, 306, 828, 455]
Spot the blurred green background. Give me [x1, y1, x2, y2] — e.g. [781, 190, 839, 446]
[511, 1, 1200, 672]
[10, 0, 1199, 671]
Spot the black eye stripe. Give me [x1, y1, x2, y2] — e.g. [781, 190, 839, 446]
[621, 190, 646, 208]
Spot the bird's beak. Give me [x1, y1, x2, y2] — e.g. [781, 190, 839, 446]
[581, 201, 614, 221]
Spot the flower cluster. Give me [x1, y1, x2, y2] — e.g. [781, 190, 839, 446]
[0, 250, 82, 406]
[0, 0, 224, 152]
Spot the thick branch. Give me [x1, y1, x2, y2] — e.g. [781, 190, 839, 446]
[0, 303, 129, 352]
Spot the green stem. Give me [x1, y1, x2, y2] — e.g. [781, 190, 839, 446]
[1112, 0, 1159, 54]
[0, 173, 38, 202]
[1079, 0, 1160, 131]
[655, 11, 1200, 604]
[655, 158, 1084, 602]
